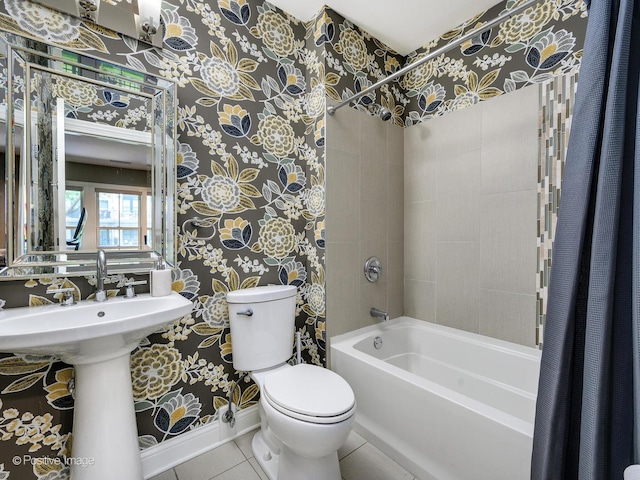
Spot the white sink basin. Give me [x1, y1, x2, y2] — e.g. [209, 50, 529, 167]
[0, 292, 192, 362]
[0, 291, 192, 480]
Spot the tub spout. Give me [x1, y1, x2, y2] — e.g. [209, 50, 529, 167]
[370, 307, 389, 322]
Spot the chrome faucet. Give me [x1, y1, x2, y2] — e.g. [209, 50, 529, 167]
[95, 250, 107, 302]
[46, 287, 76, 306]
[370, 307, 389, 322]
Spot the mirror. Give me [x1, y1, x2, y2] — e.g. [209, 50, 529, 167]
[0, 31, 177, 278]
[30, 0, 163, 47]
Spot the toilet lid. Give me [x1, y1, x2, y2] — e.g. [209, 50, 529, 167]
[263, 364, 355, 418]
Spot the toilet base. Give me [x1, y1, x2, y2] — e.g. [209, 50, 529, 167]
[252, 429, 341, 480]
[252, 430, 279, 480]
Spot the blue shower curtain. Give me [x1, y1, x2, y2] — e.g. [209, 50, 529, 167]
[531, 0, 640, 478]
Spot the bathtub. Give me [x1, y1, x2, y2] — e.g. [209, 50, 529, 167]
[330, 317, 541, 480]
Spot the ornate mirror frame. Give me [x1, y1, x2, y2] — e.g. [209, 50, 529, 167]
[0, 31, 177, 279]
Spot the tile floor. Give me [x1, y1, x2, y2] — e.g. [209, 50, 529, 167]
[149, 428, 419, 480]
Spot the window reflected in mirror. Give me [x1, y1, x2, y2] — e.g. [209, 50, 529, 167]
[0, 31, 177, 278]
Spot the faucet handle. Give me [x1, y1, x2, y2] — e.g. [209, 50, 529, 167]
[46, 287, 76, 306]
[124, 280, 147, 298]
[364, 257, 382, 283]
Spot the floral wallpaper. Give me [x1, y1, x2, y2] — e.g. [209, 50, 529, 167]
[401, 0, 587, 126]
[0, 0, 588, 478]
[317, 7, 406, 126]
[0, 0, 325, 478]
[49, 75, 152, 131]
[318, 0, 586, 127]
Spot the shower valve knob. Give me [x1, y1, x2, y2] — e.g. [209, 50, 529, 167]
[364, 257, 382, 283]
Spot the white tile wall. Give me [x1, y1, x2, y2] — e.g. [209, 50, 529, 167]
[480, 190, 538, 294]
[404, 279, 436, 323]
[480, 289, 537, 347]
[481, 86, 540, 194]
[436, 242, 481, 333]
[327, 85, 538, 346]
[404, 201, 437, 283]
[404, 85, 539, 346]
[326, 107, 404, 340]
[436, 149, 481, 242]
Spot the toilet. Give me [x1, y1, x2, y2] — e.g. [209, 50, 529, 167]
[227, 285, 356, 480]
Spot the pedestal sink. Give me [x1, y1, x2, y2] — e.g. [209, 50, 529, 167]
[0, 292, 193, 480]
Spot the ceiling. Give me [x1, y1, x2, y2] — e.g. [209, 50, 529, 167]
[267, 0, 503, 55]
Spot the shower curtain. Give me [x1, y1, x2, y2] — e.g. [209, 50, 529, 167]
[531, 0, 640, 478]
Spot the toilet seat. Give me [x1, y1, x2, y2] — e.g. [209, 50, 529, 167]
[263, 364, 356, 424]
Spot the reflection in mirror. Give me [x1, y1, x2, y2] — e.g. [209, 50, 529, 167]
[25, 69, 152, 253]
[0, 31, 176, 279]
[30, 0, 163, 47]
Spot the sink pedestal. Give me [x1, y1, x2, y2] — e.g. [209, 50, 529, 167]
[0, 292, 194, 480]
[70, 350, 142, 480]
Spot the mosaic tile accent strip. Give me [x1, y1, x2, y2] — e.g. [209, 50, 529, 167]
[537, 70, 579, 346]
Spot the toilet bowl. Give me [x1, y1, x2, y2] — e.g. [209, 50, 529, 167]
[227, 286, 356, 480]
[253, 364, 355, 480]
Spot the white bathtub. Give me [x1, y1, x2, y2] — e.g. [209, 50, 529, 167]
[330, 317, 541, 480]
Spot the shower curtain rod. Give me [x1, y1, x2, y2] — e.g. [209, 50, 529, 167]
[326, 0, 542, 116]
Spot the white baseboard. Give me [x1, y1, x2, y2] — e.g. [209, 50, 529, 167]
[141, 405, 260, 478]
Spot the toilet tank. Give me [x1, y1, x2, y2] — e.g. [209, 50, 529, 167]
[227, 285, 297, 372]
